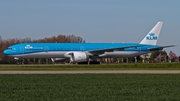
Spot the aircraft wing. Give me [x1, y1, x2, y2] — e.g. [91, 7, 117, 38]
[148, 45, 176, 51]
[88, 45, 143, 55]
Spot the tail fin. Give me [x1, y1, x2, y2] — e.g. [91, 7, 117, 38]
[140, 22, 163, 45]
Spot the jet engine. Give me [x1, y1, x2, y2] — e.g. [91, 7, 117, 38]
[70, 52, 88, 63]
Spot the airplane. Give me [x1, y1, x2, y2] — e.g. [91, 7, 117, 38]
[3, 22, 175, 64]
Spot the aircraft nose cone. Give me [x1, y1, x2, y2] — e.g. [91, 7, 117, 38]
[3, 50, 9, 55]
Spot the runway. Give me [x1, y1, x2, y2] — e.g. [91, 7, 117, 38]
[1, 70, 180, 74]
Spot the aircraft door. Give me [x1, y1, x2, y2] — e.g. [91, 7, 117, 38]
[80, 46, 84, 51]
[137, 47, 141, 51]
[20, 47, 24, 54]
[44, 46, 48, 52]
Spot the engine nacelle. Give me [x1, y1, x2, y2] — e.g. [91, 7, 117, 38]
[71, 52, 88, 63]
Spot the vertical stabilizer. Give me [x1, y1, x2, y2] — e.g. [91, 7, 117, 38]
[140, 22, 163, 45]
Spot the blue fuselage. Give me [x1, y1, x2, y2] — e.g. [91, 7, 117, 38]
[3, 43, 162, 58]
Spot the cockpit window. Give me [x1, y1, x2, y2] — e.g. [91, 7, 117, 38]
[7, 48, 12, 50]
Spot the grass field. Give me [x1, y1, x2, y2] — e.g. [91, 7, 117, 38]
[0, 74, 180, 101]
[0, 63, 180, 70]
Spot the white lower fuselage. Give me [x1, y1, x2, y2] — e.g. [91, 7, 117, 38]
[10, 51, 149, 59]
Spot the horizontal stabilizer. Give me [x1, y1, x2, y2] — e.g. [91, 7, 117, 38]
[148, 45, 176, 51]
[160, 45, 176, 48]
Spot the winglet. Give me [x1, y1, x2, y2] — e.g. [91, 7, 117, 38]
[140, 22, 163, 45]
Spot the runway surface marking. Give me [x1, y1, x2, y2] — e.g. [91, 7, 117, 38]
[1, 70, 180, 74]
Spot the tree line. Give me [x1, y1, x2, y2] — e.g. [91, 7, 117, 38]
[0, 34, 85, 64]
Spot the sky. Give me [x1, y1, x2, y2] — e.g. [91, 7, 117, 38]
[0, 0, 180, 55]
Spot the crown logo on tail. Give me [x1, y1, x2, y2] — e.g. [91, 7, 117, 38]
[146, 33, 157, 40]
